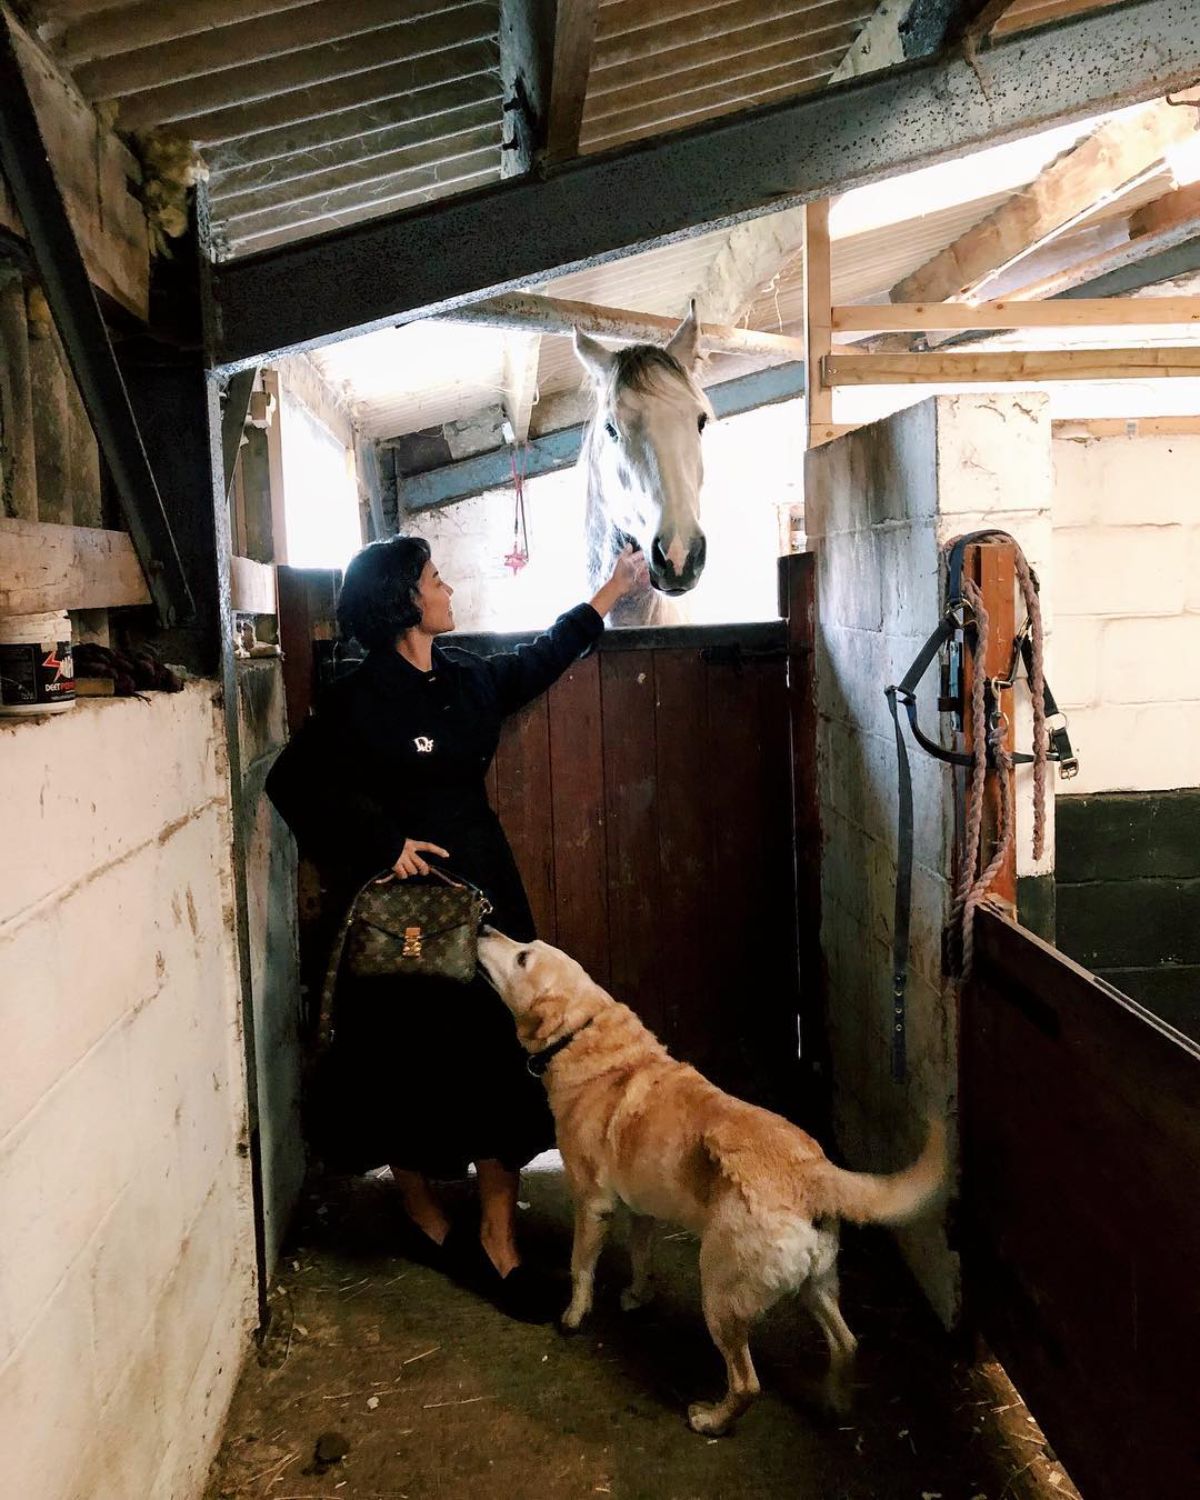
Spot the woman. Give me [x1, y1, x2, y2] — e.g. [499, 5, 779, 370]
[266, 535, 645, 1321]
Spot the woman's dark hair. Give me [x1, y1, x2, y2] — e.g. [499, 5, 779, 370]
[337, 535, 431, 649]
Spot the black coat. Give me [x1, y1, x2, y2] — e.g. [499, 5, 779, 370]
[266, 602, 603, 1176]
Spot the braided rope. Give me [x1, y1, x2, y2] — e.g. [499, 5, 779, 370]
[953, 537, 1048, 979]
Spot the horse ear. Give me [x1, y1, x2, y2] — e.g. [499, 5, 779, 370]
[573, 328, 616, 383]
[666, 299, 700, 369]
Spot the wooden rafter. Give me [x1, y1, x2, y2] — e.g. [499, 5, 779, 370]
[434, 290, 807, 359]
[833, 297, 1200, 331]
[804, 198, 834, 446]
[500, 331, 541, 443]
[891, 93, 1200, 305]
[545, 0, 600, 163]
[824, 347, 1200, 383]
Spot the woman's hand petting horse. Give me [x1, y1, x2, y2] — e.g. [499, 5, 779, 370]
[590, 543, 650, 618]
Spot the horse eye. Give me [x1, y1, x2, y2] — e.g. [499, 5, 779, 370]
[697, 412, 708, 432]
[517, 951, 528, 968]
[604, 420, 619, 441]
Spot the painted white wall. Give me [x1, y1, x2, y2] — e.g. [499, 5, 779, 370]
[402, 399, 805, 631]
[806, 393, 1054, 1329]
[1051, 433, 1200, 795]
[0, 685, 257, 1500]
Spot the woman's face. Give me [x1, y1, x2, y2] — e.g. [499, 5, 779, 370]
[412, 558, 455, 635]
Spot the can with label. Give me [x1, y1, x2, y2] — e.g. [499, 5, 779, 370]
[0, 611, 76, 715]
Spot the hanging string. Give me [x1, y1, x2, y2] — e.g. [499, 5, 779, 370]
[503, 442, 530, 575]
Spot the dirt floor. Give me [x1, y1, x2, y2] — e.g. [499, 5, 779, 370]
[205, 1156, 1079, 1500]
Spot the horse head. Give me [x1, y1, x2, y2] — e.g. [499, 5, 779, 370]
[575, 304, 713, 598]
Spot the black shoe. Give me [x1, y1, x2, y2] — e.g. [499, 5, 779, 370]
[397, 1219, 451, 1271]
[441, 1225, 560, 1324]
[493, 1262, 563, 1325]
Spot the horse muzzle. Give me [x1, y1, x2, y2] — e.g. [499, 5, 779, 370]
[649, 532, 707, 594]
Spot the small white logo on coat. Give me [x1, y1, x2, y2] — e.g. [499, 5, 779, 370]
[413, 736, 435, 753]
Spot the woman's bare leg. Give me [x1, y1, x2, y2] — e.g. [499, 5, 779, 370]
[475, 1158, 521, 1276]
[390, 1167, 451, 1245]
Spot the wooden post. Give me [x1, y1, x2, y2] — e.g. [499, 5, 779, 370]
[803, 198, 833, 448]
[64, 356, 102, 527]
[959, 540, 1018, 910]
[0, 269, 36, 519]
[262, 368, 288, 565]
[26, 286, 71, 524]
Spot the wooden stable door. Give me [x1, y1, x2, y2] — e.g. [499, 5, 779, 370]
[962, 906, 1200, 1500]
[481, 622, 805, 1116]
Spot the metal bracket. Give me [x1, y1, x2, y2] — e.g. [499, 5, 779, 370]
[0, 14, 193, 628]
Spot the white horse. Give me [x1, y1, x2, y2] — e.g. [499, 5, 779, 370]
[574, 305, 713, 626]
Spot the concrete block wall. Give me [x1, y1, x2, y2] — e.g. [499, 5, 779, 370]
[0, 685, 257, 1500]
[805, 394, 1053, 1328]
[1051, 434, 1200, 795]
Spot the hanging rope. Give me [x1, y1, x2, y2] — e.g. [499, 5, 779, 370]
[952, 538, 1048, 979]
[503, 443, 530, 575]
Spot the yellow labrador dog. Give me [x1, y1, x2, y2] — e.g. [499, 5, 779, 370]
[477, 929, 945, 1436]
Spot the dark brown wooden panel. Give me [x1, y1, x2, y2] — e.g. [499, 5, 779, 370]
[484, 622, 800, 1109]
[963, 906, 1200, 1500]
[547, 654, 610, 987]
[652, 647, 714, 1063]
[781, 554, 828, 1128]
[600, 650, 664, 1033]
[492, 695, 556, 944]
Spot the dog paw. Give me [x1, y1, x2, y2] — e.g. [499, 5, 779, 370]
[619, 1286, 654, 1313]
[687, 1402, 729, 1437]
[559, 1304, 589, 1334]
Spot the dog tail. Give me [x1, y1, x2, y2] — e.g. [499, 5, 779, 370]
[812, 1119, 947, 1227]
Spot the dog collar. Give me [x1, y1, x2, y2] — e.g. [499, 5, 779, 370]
[526, 1019, 594, 1078]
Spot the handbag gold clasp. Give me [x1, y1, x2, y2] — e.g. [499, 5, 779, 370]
[402, 926, 423, 958]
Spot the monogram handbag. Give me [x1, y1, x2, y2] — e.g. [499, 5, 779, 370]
[322, 865, 492, 1013]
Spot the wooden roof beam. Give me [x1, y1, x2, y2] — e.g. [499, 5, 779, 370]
[433, 290, 807, 359]
[833, 296, 1200, 331]
[892, 92, 1200, 305]
[545, 0, 600, 164]
[824, 347, 1200, 383]
[500, 331, 541, 443]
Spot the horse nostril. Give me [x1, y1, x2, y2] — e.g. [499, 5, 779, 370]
[650, 537, 669, 572]
[691, 534, 707, 572]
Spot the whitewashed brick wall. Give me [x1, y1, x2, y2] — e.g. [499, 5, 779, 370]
[0, 685, 257, 1500]
[1052, 435, 1200, 794]
[806, 394, 1053, 1328]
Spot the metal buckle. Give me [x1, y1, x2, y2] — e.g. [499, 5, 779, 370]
[1047, 716, 1078, 778]
[402, 926, 423, 957]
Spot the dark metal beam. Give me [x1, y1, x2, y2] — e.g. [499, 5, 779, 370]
[209, 0, 1200, 372]
[399, 360, 805, 512]
[1058, 234, 1200, 299]
[0, 13, 193, 627]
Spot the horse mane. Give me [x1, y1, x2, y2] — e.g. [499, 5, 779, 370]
[599, 344, 704, 406]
